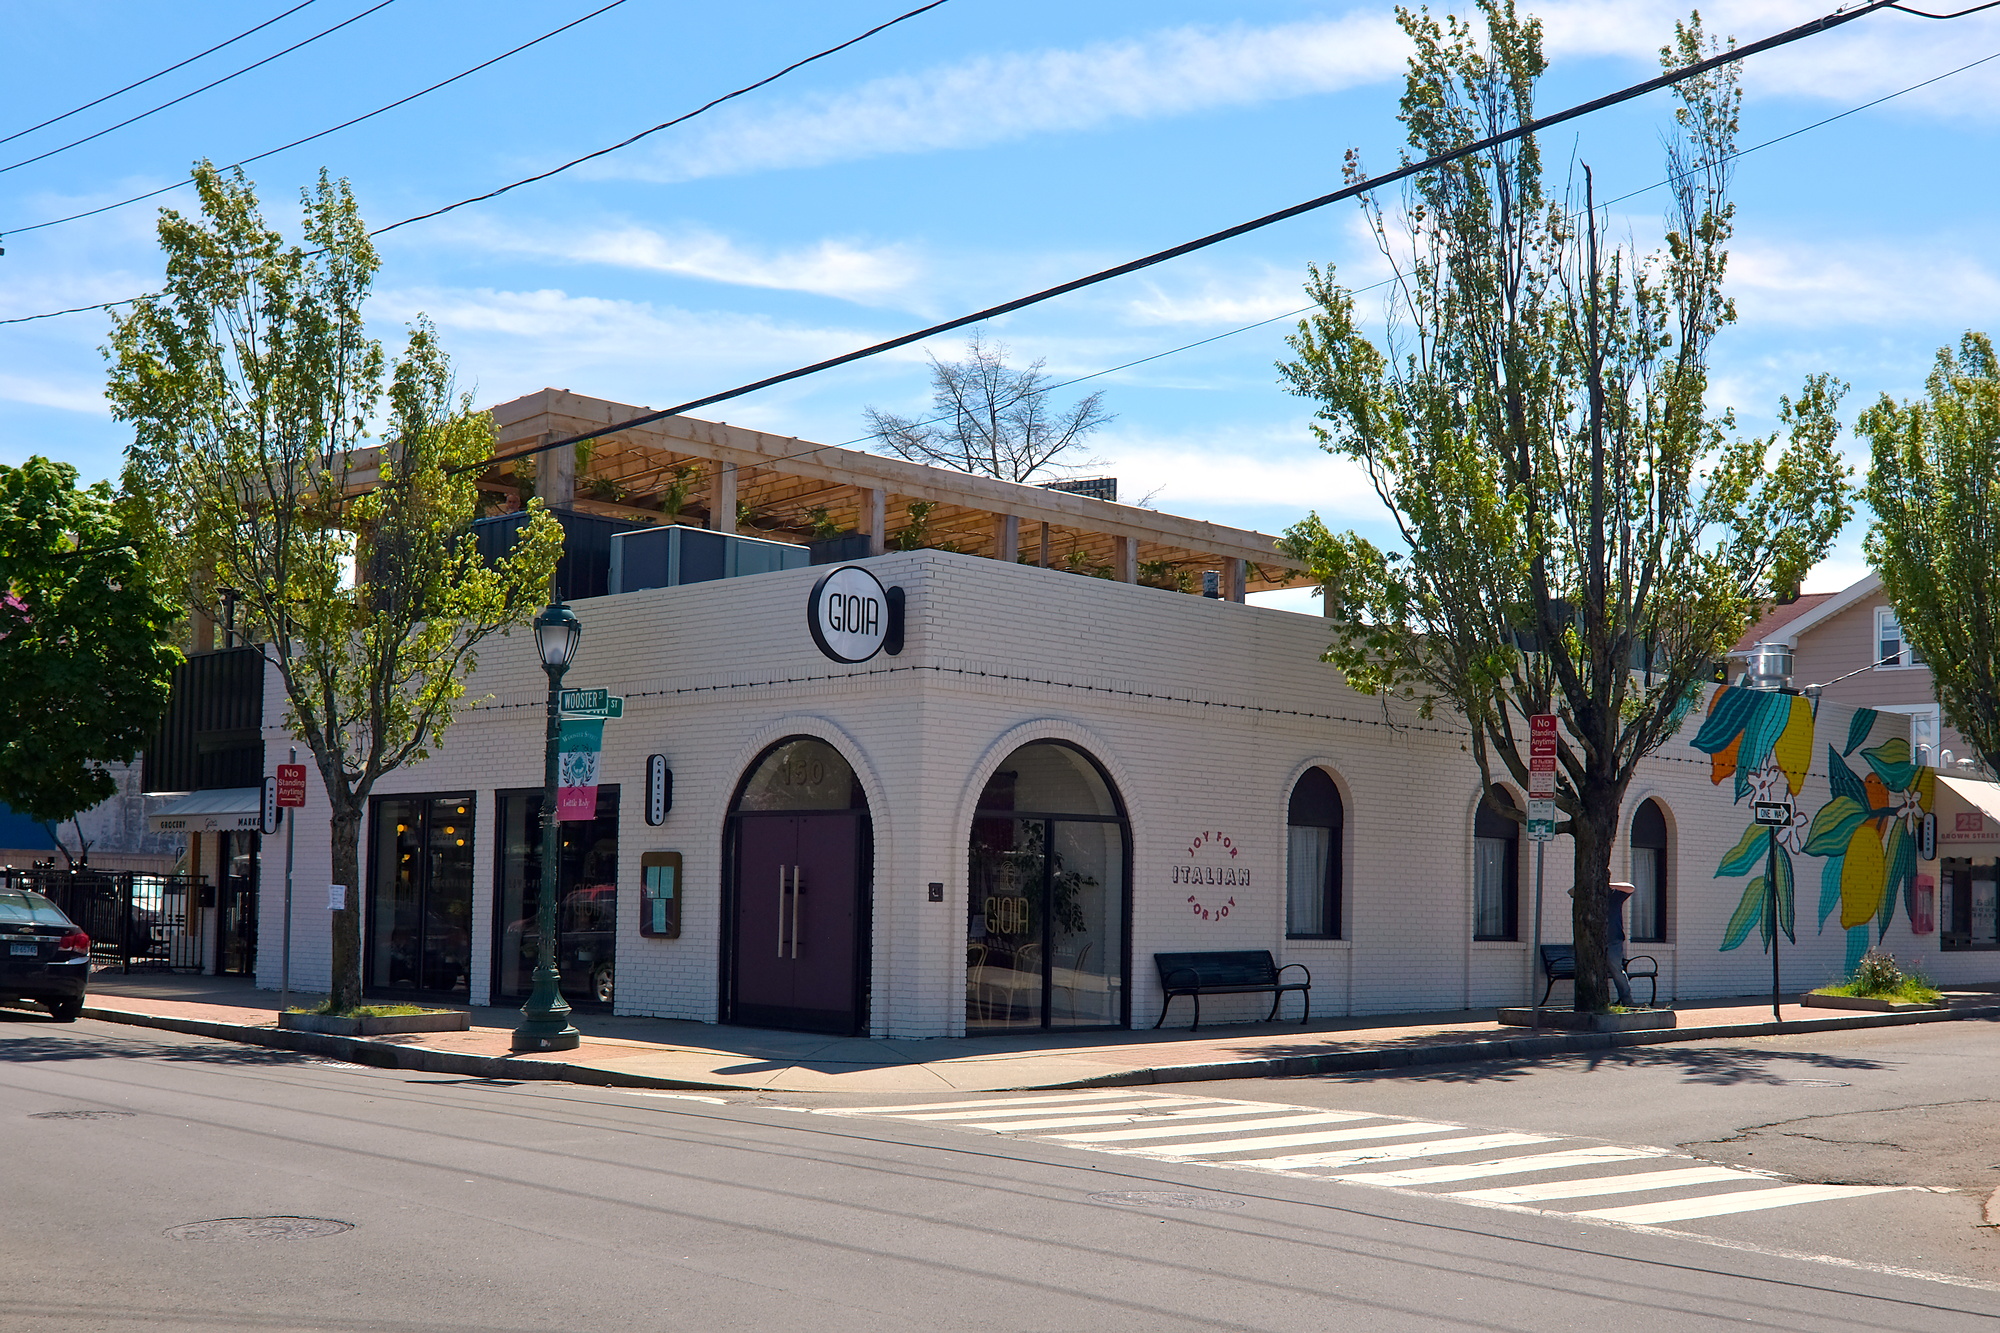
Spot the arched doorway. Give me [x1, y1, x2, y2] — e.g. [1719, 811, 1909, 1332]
[724, 737, 872, 1034]
[966, 740, 1129, 1031]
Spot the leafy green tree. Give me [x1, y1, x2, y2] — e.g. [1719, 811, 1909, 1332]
[1276, 4, 1852, 1009]
[107, 164, 562, 1010]
[0, 457, 180, 827]
[1864, 332, 2000, 772]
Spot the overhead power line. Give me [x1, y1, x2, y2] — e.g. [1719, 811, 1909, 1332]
[0, 0, 951, 314]
[0, 0, 398, 177]
[819, 40, 2000, 454]
[0, 1, 320, 149]
[3, 0, 632, 240]
[468, 0, 1926, 476]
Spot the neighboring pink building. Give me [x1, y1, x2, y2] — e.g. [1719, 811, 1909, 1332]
[1731, 573, 1960, 763]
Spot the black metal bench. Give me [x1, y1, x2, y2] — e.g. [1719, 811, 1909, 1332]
[1154, 950, 1310, 1030]
[1538, 944, 1658, 1007]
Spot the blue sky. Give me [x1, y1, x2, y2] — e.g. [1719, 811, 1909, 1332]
[5, 0, 1998, 611]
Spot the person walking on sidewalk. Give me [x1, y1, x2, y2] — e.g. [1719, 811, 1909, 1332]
[1606, 881, 1636, 1007]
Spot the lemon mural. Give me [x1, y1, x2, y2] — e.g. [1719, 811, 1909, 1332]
[1692, 690, 1933, 970]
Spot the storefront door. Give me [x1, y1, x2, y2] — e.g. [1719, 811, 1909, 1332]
[732, 812, 866, 1032]
[218, 832, 259, 977]
[726, 738, 872, 1035]
[369, 795, 475, 997]
[493, 787, 619, 1007]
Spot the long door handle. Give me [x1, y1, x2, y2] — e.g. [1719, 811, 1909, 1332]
[790, 866, 801, 959]
[777, 864, 787, 958]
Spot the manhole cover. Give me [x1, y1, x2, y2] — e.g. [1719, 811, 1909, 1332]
[165, 1217, 354, 1242]
[29, 1109, 134, 1121]
[1089, 1190, 1245, 1211]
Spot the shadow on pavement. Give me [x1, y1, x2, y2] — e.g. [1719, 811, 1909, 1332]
[1298, 1043, 1892, 1086]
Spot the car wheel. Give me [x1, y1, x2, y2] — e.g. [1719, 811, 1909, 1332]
[591, 964, 613, 1005]
[46, 997, 82, 1023]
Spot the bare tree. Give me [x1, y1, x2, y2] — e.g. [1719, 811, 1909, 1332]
[866, 333, 1112, 482]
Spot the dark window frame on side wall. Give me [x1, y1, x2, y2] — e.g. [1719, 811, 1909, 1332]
[1629, 798, 1670, 944]
[1473, 788, 1521, 942]
[1940, 857, 2000, 951]
[1285, 767, 1344, 940]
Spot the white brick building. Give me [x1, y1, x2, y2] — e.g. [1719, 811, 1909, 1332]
[250, 545, 1992, 1038]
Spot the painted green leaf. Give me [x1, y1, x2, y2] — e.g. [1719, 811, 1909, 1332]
[1717, 823, 1771, 878]
[1880, 821, 1915, 938]
[1817, 853, 1845, 929]
[1691, 685, 1760, 754]
[1826, 746, 1869, 808]
[1735, 691, 1797, 798]
[1774, 845, 1796, 944]
[1722, 876, 1766, 951]
[1861, 737, 1918, 793]
[1844, 707, 1879, 757]
[1806, 793, 1868, 856]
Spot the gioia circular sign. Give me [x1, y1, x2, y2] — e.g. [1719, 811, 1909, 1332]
[808, 565, 889, 663]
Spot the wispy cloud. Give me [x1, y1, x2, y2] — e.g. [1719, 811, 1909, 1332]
[0, 372, 108, 415]
[1102, 424, 1377, 524]
[597, 13, 1408, 183]
[1730, 236, 2000, 330]
[435, 220, 925, 307]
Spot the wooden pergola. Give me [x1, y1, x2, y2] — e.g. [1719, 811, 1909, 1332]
[483, 389, 1311, 598]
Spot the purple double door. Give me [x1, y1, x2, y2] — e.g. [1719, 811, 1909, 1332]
[730, 811, 869, 1034]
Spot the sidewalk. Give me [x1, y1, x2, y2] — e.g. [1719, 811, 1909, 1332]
[28, 970, 2000, 1094]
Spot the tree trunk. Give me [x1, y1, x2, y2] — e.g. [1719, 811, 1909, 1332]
[1569, 786, 1617, 1012]
[327, 804, 363, 1011]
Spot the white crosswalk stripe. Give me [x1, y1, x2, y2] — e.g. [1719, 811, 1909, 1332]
[819, 1091, 1908, 1229]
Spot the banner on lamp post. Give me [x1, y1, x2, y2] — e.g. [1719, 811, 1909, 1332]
[557, 717, 606, 821]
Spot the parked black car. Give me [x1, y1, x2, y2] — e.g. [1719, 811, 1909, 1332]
[0, 888, 91, 1020]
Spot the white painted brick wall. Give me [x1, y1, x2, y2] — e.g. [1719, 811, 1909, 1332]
[253, 550, 1995, 1035]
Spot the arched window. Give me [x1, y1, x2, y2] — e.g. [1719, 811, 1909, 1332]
[967, 741, 1128, 1032]
[1286, 768, 1344, 938]
[1629, 799, 1669, 943]
[1473, 788, 1520, 940]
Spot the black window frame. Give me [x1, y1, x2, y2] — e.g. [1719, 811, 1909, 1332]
[1473, 788, 1521, 941]
[1285, 767, 1344, 940]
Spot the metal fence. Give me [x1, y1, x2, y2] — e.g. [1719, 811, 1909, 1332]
[1, 869, 206, 972]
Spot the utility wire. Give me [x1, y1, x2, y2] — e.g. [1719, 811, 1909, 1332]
[0, 0, 398, 176]
[368, 0, 950, 239]
[0, 1, 320, 148]
[3, 0, 632, 240]
[467, 0, 1918, 475]
[0, 0, 950, 312]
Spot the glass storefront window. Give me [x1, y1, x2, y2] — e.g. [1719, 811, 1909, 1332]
[967, 742, 1126, 1031]
[368, 796, 473, 996]
[494, 786, 619, 1004]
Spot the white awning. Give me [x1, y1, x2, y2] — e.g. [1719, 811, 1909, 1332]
[1934, 774, 2000, 853]
[146, 788, 262, 834]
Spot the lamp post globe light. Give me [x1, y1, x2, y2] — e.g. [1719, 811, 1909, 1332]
[513, 600, 584, 1052]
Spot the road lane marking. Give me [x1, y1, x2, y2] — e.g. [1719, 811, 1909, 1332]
[1577, 1182, 1908, 1224]
[1452, 1165, 1755, 1203]
[1125, 1120, 1461, 1158]
[1248, 1133, 1557, 1171]
[830, 1091, 1157, 1114]
[892, 1097, 1192, 1121]
[1051, 1110, 1383, 1142]
[963, 1104, 1288, 1131]
[1333, 1145, 1667, 1186]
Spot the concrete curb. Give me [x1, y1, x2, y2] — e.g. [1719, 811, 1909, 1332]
[24, 997, 2000, 1094]
[44, 1002, 745, 1092]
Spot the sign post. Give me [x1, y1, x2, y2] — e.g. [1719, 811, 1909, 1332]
[1754, 796, 1795, 1026]
[274, 756, 307, 1009]
[1526, 715, 1559, 1028]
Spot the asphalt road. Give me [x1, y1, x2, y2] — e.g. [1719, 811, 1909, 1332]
[3, 1010, 1996, 1333]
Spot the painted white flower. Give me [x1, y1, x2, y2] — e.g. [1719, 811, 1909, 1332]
[1776, 806, 1810, 854]
[1895, 783, 1925, 830]
[1748, 764, 1789, 805]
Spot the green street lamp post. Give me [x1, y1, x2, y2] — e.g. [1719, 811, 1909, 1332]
[513, 600, 584, 1053]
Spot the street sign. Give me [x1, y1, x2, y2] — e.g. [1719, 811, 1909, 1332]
[1753, 800, 1794, 827]
[559, 688, 624, 718]
[1527, 795, 1556, 842]
[275, 763, 307, 807]
[1529, 713, 1558, 750]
